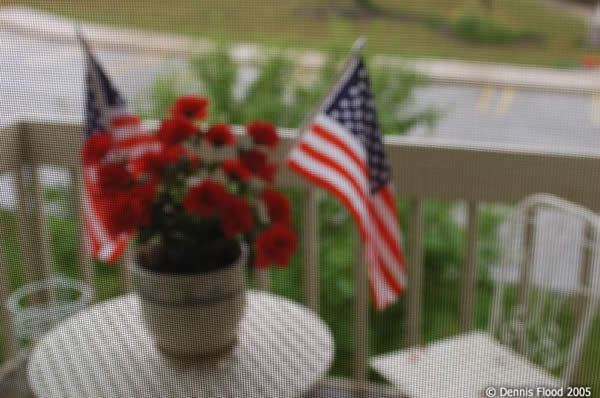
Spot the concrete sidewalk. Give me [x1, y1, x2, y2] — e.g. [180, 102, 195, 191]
[3, 7, 600, 94]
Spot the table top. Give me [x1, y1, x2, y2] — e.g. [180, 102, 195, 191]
[27, 291, 334, 398]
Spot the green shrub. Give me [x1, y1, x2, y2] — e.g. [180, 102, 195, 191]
[452, 13, 539, 44]
[139, 46, 439, 136]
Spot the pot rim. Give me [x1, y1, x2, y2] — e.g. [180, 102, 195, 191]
[129, 241, 248, 278]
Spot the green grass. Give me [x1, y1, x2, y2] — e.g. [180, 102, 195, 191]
[3, 0, 597, 67]
[1, 187, 600, 390]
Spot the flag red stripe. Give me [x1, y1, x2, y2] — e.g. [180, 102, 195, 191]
[111, 115, 141, 128]
[367, 269, 380, 309]
[287, 159, 402, 300]
[311, 124, 367, 176]
[380, 186, 399, 223]
[107, 237, 128, 263]
[308, 123, 405, 280]
[297, 138, 405, 270]
[84, 216, 101, 254]
[377, 254, 403, 295]
[288, 152, 404, 295]
[375, 189, 406, 270]
[287, 158, 368, 239]
[116, 135, 158, 148]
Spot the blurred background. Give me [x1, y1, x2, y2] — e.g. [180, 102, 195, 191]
[2, 0, 600, 395]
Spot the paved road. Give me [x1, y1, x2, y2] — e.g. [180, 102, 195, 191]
[3, 30, 600, 152]
[412, 84, 600, 151]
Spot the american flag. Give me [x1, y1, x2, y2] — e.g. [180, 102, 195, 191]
[286, 57, 406, 310]
[80, 33, 161, 263]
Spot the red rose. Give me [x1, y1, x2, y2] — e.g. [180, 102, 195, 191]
[254, 223, 297, 268]
[97, 163, 133, 197]
[222, 159, 251, 182]
[82, 132, 113, 165]
[258, 162, 277, 184]
[157, 118, 199, 147]
[183, 180, 230, 217]
[105, 183, 155, 235]
[133, 145, 200, 178]
[163, 145, 201, 169]
[260, 188, 291, 225]
[220, 197, 254, 239]
[246, 120, 279, 149]
[206, 123, 235, 146]
[132, 151, 168, 177]
[239, 149, 266, 174]
[239, 149, 277, 183]
[169, 95, 209, 120]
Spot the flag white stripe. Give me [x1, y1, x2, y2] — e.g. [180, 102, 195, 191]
[287, 57, 406, 309]
[314, 114, 367, 162]
[289, 149, 404, 290]
[369, 259, 396, 309]
[98, 242, 117, 261]
[288, 150, 369, 222]
[310, 119, 403, 259]
[116, 142, 162, 160]
[113, 125, 140, 140]
[300, 132, 369, 189]
[373, 193, 402, 247]
[83, 189, 109, 244]
[300, 129, 406, 287]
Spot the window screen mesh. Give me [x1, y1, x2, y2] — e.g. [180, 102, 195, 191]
[1, 1, 600, 397]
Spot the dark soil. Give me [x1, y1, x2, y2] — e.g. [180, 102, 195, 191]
[136, 237, 242, 274]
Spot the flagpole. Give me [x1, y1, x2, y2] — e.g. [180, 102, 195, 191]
[293, 36, 367, 144]
[76, 27, 112, 130]
[289, 37, 368, 314]
[290, 36, 370, 394]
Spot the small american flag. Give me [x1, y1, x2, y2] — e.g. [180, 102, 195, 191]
[79, 33, 160, 262]
[286, 56, 406, 310]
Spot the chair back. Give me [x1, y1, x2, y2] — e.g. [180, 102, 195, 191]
[488, 194, 600, 385]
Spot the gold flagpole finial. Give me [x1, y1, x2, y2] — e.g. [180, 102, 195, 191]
[351, 36, 368, 55]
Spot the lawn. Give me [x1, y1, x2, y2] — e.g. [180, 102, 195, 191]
[2, 0, 596, 67]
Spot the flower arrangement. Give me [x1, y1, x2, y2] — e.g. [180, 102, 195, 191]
[83, 95, 297, 274]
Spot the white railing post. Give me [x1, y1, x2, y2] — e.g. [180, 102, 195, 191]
[0, 248, 18, 359]
[406, 198, 424, 347]
[255, 268, 270, 291]
[14, 123, 54, 304]
[69, 166, 96, 300]
[516, 205, 536, 354]
[565, 221, 596, 384]
[303, 188, 320, 313]
[354, 227, 369, 396]
[461, 201, 479, 331]
[563, 218, 598, 385]
[0, 124, 19, 358]
[119, 246, 133, 295]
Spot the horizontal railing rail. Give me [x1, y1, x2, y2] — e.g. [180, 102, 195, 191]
[2, 117, 600, 395]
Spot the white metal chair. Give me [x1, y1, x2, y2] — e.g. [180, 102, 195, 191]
[370, 194, 600, 398]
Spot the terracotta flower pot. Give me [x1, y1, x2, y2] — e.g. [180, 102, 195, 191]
[129, 244, 247, 358]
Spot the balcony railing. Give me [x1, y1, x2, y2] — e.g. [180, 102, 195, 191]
[2, 116, 600, 396]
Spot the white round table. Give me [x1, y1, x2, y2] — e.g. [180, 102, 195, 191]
[27, 291, 334, 398]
